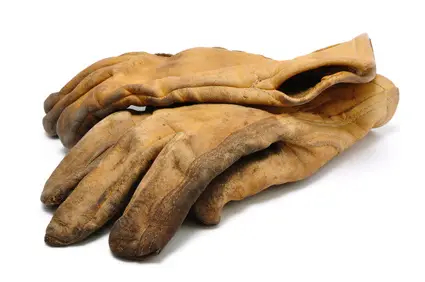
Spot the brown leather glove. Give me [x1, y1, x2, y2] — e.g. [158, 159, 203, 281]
[43, 34, 375, 148]
[41, 74, 398, 259]
[193, 74, 399, 224]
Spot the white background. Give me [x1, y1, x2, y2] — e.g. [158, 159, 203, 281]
[0, 0, 420, 281]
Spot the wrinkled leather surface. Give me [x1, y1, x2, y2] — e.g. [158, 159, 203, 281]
[43, 34, 376, 148]
[193, 74, 399, 224]
[41, 74, 398, 258]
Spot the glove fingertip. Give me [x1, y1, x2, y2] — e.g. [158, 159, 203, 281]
[44, 92, 61, 113]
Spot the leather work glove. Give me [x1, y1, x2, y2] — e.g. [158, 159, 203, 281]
[42, 34, 376, 148]
[192, 74, 399, 224]
[41, 74, 398, 259]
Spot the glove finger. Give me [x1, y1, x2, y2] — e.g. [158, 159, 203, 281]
[44, 92, 62, 114]
[41, 111, 150, 206]
[193, 142, 335, 225]
[54, 78, 138, 148]
[43, 64, 118, 136]
[108, 115, 289, 258]
[54, 84, 149, 147]
[44, 118, 175, 246]
[43, 53, 142, 113]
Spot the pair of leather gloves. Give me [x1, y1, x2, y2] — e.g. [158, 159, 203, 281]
[41, 34, 399, 259]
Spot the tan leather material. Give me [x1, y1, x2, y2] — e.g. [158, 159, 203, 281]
[42, 34, 375, 148]
[40, 75, 398, 259]
[42, 104, 275, 252]
[40, 110, 151, 205]
[192, 75, 399, 224]
[43, 52, 147, 114]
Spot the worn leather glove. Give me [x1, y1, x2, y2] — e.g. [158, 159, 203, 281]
[41, 74, 398, 259]
[193, 74, 399, 224]
[43, 34, 375, 148]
